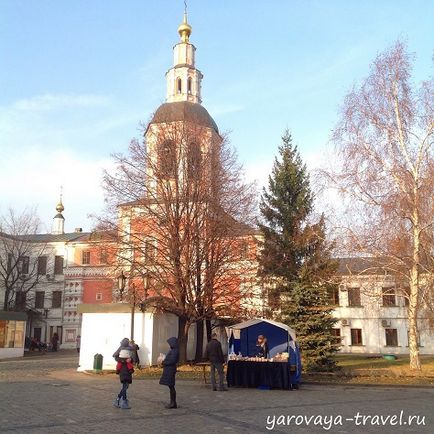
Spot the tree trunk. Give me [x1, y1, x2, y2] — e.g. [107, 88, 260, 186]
[194, 319, 204, 361]
[3, 288, 9, 310]
[408, 285, 421, 370]
[408, 201, 421, 370]
[177, 316, 189, 364]
[205, 318, 212, 342]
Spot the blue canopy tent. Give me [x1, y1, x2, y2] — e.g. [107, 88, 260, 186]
[227, 318, 302, 386]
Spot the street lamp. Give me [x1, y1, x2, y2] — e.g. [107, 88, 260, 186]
[117, 271, 136, 341]
[117, 271, 126, 301]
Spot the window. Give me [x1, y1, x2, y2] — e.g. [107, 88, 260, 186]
[348, 287, 361, 307]
[188, 142, 201, 178]
[328, 286, 340, 306]
[350, 328, 363, 346]
[159, 140, 177, 178]
[7, 253, 13, 272]
[385, 328, 398, 346]
[331, 328, 342, 343]
[177, 77, 182, 94]
[15, 292, 27, 310]
[382, 287, 396, 307]
[18, 256, 29, 275]
[96, 293, 102, 301]
[64, 329, 76, 343]
[52, 291, 62, 308]
[99, 249, 108, 264]
[33, 327, 42, 341]
[35, 291, 45, 309]
[144, 240, 156, 263]
[54, 256, 64, 275]
[144, 274, 155, 292]
[0, 320, 25, 348]
[187, 77, 192, 94]
[82, 251, 91, 265]
[37, 256, 47, 275]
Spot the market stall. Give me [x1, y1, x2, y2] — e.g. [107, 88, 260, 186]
[226, 319, 301, 389]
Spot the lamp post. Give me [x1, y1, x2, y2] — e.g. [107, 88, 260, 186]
[117, 271, 135, 341]
[117, 271, 126, 300]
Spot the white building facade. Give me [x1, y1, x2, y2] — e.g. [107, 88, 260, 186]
[332, 259, 434, 354]
[0, 200, 115, 355]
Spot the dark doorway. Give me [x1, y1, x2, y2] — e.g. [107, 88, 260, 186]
[34, 327, 42, 341]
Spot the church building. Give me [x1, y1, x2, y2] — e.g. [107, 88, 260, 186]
[2, 11, 432, 362]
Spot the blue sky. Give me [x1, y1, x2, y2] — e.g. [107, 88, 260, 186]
[1, 0, 433, 231]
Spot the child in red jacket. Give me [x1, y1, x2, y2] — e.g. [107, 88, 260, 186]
[113, 349, 134, 409]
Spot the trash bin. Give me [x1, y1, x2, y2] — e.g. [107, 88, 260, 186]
[93, 353, 103, 372]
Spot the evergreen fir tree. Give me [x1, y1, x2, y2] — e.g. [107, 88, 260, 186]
[259, 130, 339, 371]
[259, 130, 313, 282]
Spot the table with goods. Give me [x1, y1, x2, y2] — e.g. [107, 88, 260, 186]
[226, 353, 299, 390]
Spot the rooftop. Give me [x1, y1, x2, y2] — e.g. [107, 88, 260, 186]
[150, 101, 219, 134]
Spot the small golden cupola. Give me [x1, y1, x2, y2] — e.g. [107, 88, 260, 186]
[178, 10, 192, 43]
[56, 199, 64, 213]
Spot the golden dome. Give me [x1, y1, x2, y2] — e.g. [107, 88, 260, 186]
[56, 200, 64, 213]
[178, 12, 192, 42]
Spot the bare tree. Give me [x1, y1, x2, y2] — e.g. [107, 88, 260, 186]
[322, 41, 434, 370]
[0, 208, 48, 311]
[100, 117, 257, 362]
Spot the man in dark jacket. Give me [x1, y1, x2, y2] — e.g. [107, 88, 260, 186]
[205, 333, 227, 391]
[159, 337, 179, 409]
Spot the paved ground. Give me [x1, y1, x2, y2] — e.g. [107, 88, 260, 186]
[0, 352, 433, 433]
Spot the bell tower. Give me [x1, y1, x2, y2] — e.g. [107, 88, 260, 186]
[165, 9, 203, 104]
[143, 7, 220, 199]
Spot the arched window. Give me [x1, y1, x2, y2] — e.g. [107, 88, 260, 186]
[187, 77, 192, 94]
[177, 78, 182, 94]
[159, 140, 177, 178]
[188, 142, 201, 179]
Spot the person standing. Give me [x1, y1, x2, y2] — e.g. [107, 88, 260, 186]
[113, 349, 134, 409]
[256, 335, 269, 359]
[205, 333, 227, 391]
[159, 337, 179, 409]
[76, 335, 81, 353]
[51, 333, 59, 352]
[129, 339, 140, 368]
